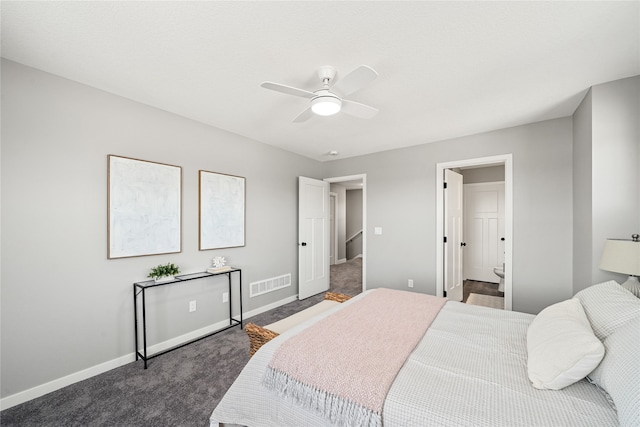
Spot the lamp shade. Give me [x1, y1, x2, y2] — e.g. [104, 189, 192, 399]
[599, 239, 640, 276]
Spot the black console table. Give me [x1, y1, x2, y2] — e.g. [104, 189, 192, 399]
[133, 268, 242, 369]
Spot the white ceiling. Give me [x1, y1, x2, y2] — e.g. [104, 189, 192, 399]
[2, 1, 639, 162]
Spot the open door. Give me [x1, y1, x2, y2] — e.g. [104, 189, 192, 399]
[444, 169, 464, 301]
[298, 176, 330, 299]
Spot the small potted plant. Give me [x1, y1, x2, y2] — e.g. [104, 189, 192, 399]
[148, 262, 180, 283]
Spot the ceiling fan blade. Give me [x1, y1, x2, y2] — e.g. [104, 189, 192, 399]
[341, 100, 379, 119]
[293, 107, 314, 123]
[332, 65, 378, 96]
[261, 82, 316, 99]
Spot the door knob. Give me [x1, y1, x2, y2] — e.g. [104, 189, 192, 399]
[500, 237, 505, 241]
[300, 242, 307, 246]
[460, 242, 466, 247]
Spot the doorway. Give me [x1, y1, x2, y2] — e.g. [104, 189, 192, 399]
[330, 192, 337, 266]
[324, 174, 366, 293]
[436, 155, 513, 310]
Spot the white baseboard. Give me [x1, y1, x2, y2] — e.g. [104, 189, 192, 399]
[0, 352, 135, 411]
[243, 294, 298, 319]
[0, 294, 299, 411]
[336, 258, 347, 265]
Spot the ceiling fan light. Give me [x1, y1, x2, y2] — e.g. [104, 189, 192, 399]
[311, 95, 342, 116]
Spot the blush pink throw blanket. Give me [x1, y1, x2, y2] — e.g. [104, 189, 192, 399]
[263, 288, 447, 427]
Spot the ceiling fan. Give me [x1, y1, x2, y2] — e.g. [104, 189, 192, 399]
[261, 65, 379, 122]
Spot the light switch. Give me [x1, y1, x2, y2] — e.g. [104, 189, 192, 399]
[374, 227, 383, 235]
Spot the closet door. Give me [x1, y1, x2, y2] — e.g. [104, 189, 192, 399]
[463, 182, 505, 283]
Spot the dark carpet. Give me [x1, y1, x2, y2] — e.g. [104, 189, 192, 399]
[329, 256, 362, 296]
[0, 258, 363, 427]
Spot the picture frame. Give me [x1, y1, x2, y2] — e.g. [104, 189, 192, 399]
[108, 155, 182, 259]
[199, 170, 245, 250]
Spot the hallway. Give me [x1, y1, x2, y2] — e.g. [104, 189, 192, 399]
[330, 257, 362, 296]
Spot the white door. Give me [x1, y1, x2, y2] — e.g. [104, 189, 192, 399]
[298, 176, 330, 299]
[444, 169, 464, 302]
[463, 182, 505, 283]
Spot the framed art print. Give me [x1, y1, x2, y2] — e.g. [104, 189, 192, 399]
[199, 170, 245, 250]
[108, 155, 182, 259]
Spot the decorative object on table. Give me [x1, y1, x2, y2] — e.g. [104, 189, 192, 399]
[207, 256, 232, 273]
[599, 233, 640, 297]
[108, 155, 182, 259]
[148, 262, 180, 283]
[199, 170, 245, 251]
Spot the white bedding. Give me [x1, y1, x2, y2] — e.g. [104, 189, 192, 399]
[210, 291, 618, 427]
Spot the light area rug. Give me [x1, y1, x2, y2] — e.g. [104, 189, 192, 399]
[466, 293, 504, 309]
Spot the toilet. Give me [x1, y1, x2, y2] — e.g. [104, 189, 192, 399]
[493, 264, 505, 292]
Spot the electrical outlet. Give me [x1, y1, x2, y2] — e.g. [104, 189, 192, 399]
[222, 292, 229, 303]
[189, 300, 196, 312]
[408, 279, 414, 288]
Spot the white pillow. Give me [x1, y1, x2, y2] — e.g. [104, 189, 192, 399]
[573, 280, 640, 340]
[527, 298, 605, 390]
[587, 317, 640, 427]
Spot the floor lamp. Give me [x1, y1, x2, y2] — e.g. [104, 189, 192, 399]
[599, 234, 640, 297]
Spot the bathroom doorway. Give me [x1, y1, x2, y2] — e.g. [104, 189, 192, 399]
[436, 155, 513, 311]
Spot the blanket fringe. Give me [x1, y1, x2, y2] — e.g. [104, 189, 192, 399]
[264, 367, 382, 427]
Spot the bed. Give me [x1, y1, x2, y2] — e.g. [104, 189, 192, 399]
[211, 281, 639, 426]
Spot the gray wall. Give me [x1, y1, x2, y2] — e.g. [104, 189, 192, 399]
[573, 89, 594, 291]
[1, 60, 323, 399]
[573, 76, 640, 293]
[325, 117, 574, 315]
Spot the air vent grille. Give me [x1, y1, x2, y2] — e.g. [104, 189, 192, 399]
[250, 273, 291, 298]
